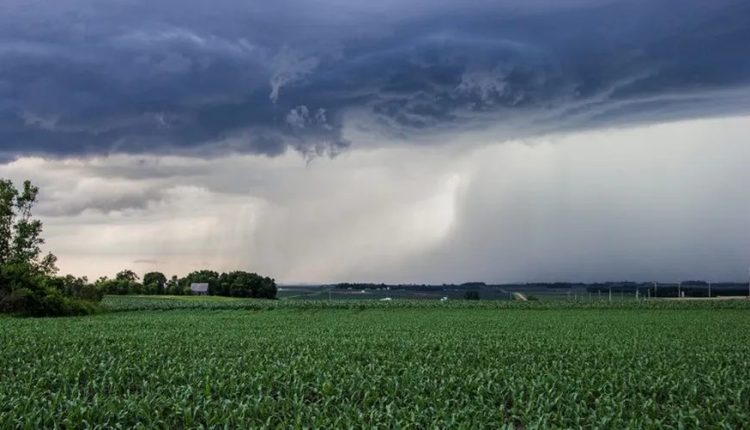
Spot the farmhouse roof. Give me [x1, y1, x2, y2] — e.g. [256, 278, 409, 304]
[190, 283, 209, 292]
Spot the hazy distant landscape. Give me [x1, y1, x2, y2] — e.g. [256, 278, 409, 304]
[279, 282, 750, 301]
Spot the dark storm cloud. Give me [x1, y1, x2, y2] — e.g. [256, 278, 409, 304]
[1, 0, 749, 161]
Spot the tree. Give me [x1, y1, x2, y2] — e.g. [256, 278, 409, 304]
[95, 271, 143, 295]
[0, 180, 16, 265]
[217, 271, 277, 299]
[165, 275, 182, 295]
[0, 179, 100, 316]
[0, 179, 57, 274]
[1, 179, 53, 306]
[44, 275, 102, 302]
[181, 270, 219, 295]
[143, 272, 167, 294]
[255, 275, 277, 299]
[115, 270, 139, 283]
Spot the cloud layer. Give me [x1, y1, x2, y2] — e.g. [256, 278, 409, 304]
[2, 0, 750, 161]
[2, 116, 749, 282]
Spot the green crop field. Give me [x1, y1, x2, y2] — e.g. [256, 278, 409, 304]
[2, 299, 750, 428]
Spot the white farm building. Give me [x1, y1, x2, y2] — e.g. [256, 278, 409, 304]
[190, 283, 209, 295]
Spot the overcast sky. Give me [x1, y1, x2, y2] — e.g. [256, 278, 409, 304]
[1, 0, 749, 282]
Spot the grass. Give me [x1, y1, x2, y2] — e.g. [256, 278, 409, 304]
[1, 298, 749, 428]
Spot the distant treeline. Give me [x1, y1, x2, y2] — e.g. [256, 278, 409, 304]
[334, 282, 489, 291]
[333, 281, 750, 297]
[96, 269, 277, 299]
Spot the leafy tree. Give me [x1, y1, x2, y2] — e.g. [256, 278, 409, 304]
[143, 272, 167, 294]
[165, 275, 182, 295]
[0, 181, 14, 264]
[44, 275, 103, 302]
[217, 271, 277, 299]
[96, 273, 143, 296]
[116, 270, 139, 283]
[0, 179, 57, 274]
[181, 270, 219, 295]
[255, 275, 277, 299]
[100, 270, 144, 294]
[0, 179, 100, 316]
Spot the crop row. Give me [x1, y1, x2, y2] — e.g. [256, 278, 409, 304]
[102, 294, 750, 312]
[2, 307, 749, 428]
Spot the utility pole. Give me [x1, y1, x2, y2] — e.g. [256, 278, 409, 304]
[609, 287, 612, 302]
[653, 282, 658, 298]
[678, 281, 682, 298]
[708, 281, 711, 298]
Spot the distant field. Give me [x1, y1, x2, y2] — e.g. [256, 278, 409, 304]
[2, 298, 750, 428]
[101, 294, 750, 312]
[277, 284, 750, 301]
[277, 285, 518, 300]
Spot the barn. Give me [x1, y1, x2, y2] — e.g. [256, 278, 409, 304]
[190, 283, 209, 295]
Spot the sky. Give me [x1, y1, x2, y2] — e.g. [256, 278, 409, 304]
[1, 0, 749, 283]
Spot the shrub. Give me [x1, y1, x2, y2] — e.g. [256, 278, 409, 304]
[0, 286, 101, 317]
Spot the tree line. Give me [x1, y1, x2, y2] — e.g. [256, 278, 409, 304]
[0, 178, 275, 317]
[95, 269, 276, 299]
